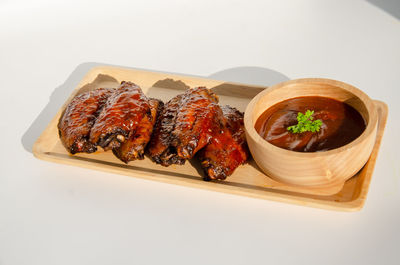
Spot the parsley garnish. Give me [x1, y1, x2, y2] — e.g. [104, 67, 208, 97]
[287, 110, 323, 133]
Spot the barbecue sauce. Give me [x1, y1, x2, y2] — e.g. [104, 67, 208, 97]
[254, 97, 366, 152]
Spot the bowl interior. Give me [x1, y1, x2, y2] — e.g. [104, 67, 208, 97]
[251, 81, 370, 129]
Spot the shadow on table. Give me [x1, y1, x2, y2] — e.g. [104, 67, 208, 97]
[366, 0, 400, 20]
[208, 66, 289, 87]
[21, 63, 289, 154]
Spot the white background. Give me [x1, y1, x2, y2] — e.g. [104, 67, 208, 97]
[1, 1, 399, 264]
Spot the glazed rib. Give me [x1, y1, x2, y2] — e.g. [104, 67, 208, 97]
[146, 87, 221, 166]
[58, 88, 114, 154]
[197, 105, 249, 180]
[89, 81, 161, 162]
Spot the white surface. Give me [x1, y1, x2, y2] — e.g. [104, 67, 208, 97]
[1, 0, 399, 264]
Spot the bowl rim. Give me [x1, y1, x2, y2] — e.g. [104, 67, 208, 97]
[244, 78, 379, 158]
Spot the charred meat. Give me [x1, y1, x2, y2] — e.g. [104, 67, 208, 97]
[146, 87, 221, 166]
[113, 98, 163, 162]
[197, 105, 249, 180]
[89, 81, 161, 162]
[58, 88, 114, 154]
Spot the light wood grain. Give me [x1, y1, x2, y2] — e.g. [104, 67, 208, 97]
[33, 66, 387, 211]
[244, 78, 379, 189]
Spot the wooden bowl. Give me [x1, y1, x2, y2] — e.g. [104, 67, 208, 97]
[244, 78, 379, 188]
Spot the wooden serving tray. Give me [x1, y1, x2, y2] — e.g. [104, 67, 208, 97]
[33, 66, 388, 211]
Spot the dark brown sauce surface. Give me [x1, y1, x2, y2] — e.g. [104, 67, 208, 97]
[255, 96, 366, 152]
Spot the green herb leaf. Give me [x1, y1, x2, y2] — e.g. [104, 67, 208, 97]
[287, 110, 323, 133]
